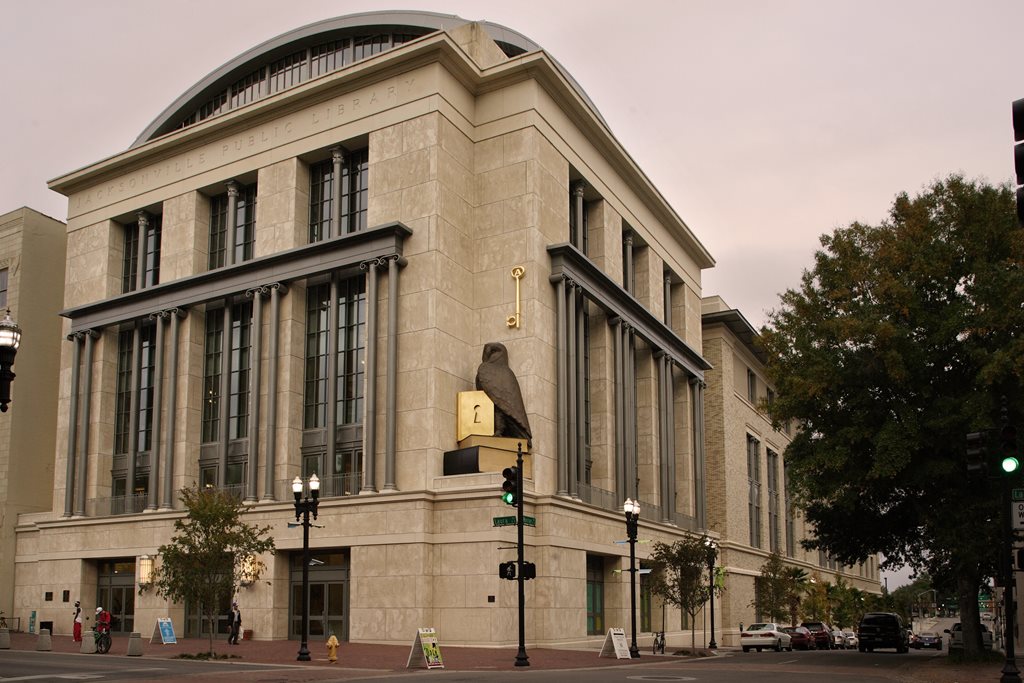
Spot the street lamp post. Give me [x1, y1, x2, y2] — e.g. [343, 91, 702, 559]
[0, 310, 22, 412]
[292, 473, 320, 662]
[623, 498, 641, 658]
[704, 537, 718, 649]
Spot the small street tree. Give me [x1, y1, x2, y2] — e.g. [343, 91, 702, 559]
[752, 553, 789, 623]
[151, 485, 275, 655]
[782, 566, 809, 626]
[648, 536, 712, 652]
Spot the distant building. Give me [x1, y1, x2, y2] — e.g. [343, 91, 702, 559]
[13, 11, 879, 646]
[0, 207, 66, 626]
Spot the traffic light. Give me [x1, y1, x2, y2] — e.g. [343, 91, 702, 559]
[499, 561, 516, 580]
[1014, 98, 1024, 225]
[966, 431, 988, 476]
[501, 466, 519, 507]
[1002, 424, 1020, 474]
[522, 561, 536, 580]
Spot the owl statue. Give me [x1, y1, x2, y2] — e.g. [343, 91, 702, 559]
[475, 342, 532, 447]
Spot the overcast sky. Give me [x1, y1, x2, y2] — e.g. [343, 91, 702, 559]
[3, 0, 1017, 588]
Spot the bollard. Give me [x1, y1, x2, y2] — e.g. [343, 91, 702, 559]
[126, 632, 143, 656]
[36, 628, 52, 651]
[80, 630, 96, 654]
[0, 627, 9, 649]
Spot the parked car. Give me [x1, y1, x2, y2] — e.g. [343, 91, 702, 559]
[782, 626, 813, 650]
[945, 622, 993, 650]
[740, 623, 793, 652]
[911, 632, 942, 650]
[831, 629, 847, 649]
[857, 612, 909, 653]
[800, 621, 833, 650]
[843, 630, 859, 649]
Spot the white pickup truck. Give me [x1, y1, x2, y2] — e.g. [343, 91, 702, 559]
[945, 622, 993, 650]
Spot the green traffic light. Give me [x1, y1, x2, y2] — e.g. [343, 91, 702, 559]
[1002, 456, 1020, 474]
[502, 491, 515, 505]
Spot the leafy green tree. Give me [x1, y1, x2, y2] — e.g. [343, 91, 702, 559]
[648, 536, 712, 651]
[752, 553, 789, 623]
[151, 485, 275, 655]
[760, 175, 1024, 658]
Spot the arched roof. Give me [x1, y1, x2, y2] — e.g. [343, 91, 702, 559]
[132, 10, 594, 148]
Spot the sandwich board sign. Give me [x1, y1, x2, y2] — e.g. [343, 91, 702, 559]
[598, 627, 632, 659]
[407, 627, 444, 669]
[150, 617, 176, 644]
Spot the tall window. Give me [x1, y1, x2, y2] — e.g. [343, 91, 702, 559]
[202, 310, 223, 443]
[569, 189, 589, 254]
[767, 449, 780, 553]
[209, 183, 257, 269]
[747, 368, 757, 403]
[201, 302, 253, 443]
[0, 268, 8, 308]
[113, 326, 156, 455]
[784, 460, 796, 557]
[122, 214, 162, 293]
[308, 148, 369, 242]
[303, 276, 367, 427]
[747, 435, 762, 548]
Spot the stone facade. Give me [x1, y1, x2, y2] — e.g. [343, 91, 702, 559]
[0, 207, 67, 624]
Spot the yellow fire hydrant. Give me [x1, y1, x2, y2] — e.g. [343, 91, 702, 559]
[326, 634, 339, 663]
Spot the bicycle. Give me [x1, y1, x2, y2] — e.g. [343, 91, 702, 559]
[0, 611, 7, 629]
[94, 627, 111, 654]
[653, 631, 665, 654]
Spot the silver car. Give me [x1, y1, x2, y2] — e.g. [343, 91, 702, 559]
[741, 623, 793, 652]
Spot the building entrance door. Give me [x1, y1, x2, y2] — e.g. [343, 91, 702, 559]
[289, 550, 349, 641]
[96, 559, 136, 634]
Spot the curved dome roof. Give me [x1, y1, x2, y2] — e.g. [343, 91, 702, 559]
[132, 11, 592, 148]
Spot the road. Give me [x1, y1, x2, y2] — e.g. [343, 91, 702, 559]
[0, 645, 956, 683]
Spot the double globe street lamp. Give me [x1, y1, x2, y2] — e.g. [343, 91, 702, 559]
[292, 473, 320, 662]
[703, 536, 718, 649]
[623, 498, 641, 658]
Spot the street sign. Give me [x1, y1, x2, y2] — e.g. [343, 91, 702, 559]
[1014, 500, 1024, 531]
[493, 516, 536, 527]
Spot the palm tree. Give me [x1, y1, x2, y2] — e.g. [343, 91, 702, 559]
[782, 567, 809, 626]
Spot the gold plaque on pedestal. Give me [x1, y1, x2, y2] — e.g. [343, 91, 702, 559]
[457, 391, 494, 442]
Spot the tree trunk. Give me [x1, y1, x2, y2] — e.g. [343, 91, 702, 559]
[956, 571, 984, 658]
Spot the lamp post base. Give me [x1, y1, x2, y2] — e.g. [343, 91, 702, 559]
[297, 644, 311, 662]
[629, 644, 640, 658]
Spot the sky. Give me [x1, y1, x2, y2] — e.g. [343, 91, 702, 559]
[3, 0, 1019, 589]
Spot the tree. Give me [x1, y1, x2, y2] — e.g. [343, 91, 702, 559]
[648, 536, 712, 651]
[151, 485, 276, 655]
[760, 175, 1024, 658]
[782, 566, 809, 626]
[752, 553, 789, 623]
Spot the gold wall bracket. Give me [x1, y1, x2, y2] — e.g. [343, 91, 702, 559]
[506, 266, 525, 329]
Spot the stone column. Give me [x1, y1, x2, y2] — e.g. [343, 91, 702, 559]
[556, 276, 568, 496]
[126, 322, 142, 508]
[572, 180, 586, 251]
[246, 286, 267, 502]
[225, 181, 239, 267]
[161, 309, 185, 509]
[147, 311, 166, 510]
[263, 284, 286, 500]
[135, 212, 149, 291]
[218, 301, 231, 487]
[63, 333, 83, 517]
[383, 255, 405, 491]
[361, 259, 379, 493]
[331, 147, 344, 239]
[75, 331, 97, 517]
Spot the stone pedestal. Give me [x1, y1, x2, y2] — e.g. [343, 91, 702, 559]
[442, 436, 532, 477]
[36, 628, 52, 651]
[126, 632, 143, 656]
[80, 630, 96, 654]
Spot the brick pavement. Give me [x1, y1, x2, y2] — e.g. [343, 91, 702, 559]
[3, 630, 655, 672]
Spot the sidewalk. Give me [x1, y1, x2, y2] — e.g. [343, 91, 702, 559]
[4, 631, 661, 672]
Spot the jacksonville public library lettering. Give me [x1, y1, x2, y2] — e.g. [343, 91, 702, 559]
[71, 77, 416, 214]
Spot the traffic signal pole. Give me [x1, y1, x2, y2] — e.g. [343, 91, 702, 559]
[1001, 475, 1020, 683]
[515, 441, 529, 667]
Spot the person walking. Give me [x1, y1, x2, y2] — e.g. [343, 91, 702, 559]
[72, 601, 82, 642]
[228, 602, 242, 644]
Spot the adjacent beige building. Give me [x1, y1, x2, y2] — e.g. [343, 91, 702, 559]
[0, 207, 67, 629]
[12, 11, 879, 648]
[702, 296, 880, 635]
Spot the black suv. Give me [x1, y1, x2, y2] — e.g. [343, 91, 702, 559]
[857, 612, 909, 653]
